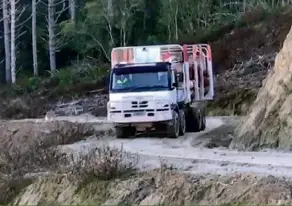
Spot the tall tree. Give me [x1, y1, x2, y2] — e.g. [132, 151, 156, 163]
[3, 0, 10, 82]
[10, 0, 16, 83]
[47, 0, 67, 72]
[32, 0, 38, 75]
[48, 0, 56, 71]
[68, 0, 76, 22]
[10, 0, 28, 83]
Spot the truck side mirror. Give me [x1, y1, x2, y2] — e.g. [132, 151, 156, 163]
[172, 82, 178, 87]
[103, 72, 110, 92]
[176, 73, 183, 82]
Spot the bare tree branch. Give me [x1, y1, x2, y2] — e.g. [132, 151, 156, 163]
[38, 0, 48, 7]
[55, 3, 68, 23]
[52, 0, 66, 7]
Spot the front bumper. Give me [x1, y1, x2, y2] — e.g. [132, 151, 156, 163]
[107, 108, 172, 123]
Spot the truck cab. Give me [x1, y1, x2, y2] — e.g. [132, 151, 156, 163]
[107, 44, 214, 138]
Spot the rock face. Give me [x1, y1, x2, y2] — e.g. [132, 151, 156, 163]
[231, 25, 292, 151]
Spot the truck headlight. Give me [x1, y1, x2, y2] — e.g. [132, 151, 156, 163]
[155, 100, 163, 105]
[155, 100, 170, 108]
[155, 99, 169, 106]
[108, 102, 117, 109]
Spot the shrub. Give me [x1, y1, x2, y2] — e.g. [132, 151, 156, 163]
[0, 138, 67, 204]
[67, 145, 139, 181]
[0, 131, 138, 203]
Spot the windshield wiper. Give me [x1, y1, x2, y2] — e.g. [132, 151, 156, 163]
[130, 85, 167, 91]
[127, 86, 141, 91]
[145, 85, 167, 89]
[112, 87, 132, 91]
[113, 85, 167, 92]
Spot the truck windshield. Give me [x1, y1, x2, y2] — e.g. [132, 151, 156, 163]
[110, 64, 170, 93]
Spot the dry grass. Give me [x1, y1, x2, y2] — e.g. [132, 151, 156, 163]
[0, 138, 66, 204]
[66, 145, 139, 181]
[0, 141, 67, 176]
[159, 159, 177, 171]
[0, 135, 138, 204]
[0, 120, 137, 204]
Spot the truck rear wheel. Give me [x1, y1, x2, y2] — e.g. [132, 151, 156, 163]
[116, 126, 135, 138]
[200, 109, 206, 131]
[179, 109, 186, 135]
[167, 111, 180, 138]
[185, 107, 201, 132]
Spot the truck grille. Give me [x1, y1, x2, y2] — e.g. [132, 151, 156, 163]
[131, 101, 148, 108]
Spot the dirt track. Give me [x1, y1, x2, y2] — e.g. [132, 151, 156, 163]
[5, 114, 292, 205]
[18, 114, 291, 179]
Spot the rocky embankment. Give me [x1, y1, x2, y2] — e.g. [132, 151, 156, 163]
[232, 22, 292, 151]
[208, 11, 292, 115]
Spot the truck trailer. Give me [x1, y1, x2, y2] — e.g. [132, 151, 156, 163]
[107, 44, 214, 138]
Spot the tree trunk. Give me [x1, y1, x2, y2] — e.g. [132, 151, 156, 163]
[32, 0, 38, 75]
[107, 0, 113, 17]
[48, 0, 56, 72]
[10, 0, 16, 83]
[174, 4, 178, 41]
[3, 0, 10, 82]
[69, 0, 76, 22]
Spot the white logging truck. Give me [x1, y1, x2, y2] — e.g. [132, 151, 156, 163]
[107, 44, 215, 138]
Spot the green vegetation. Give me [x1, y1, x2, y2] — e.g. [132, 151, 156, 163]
[61, 0, 289, 58]
[0, 66, 108, 99]
[5, 0, 292, 84]
[0, 0, 289, 102]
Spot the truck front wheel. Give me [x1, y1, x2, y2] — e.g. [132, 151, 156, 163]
[115, 126, 135, 138]
[167, 111, 180, 138]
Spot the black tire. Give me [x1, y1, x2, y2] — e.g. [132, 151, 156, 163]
[116, 126, 135, 138]
[167, 111, 180, 138]
[185, 106, 201, 132]
[201, 109, 206, 131]
[179, 109, 186, 135]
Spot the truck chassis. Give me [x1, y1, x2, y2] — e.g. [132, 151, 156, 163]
[115, 104, 206, 139]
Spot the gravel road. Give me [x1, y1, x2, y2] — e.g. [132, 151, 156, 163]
[19, 114, 292, 179]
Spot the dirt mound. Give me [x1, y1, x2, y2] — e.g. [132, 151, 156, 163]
[13, 170, 292, 205]
[191, 117, 241, 148]
[52, 93, 108, 116]
[0, 97, 49, 119]
[231, 23, 292, 151]
[0, 120, 96, 153]
[208, 11, 292, 115]
[191, 125, 234, 149]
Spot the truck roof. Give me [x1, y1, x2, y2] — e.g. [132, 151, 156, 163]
[114, 62, 171, 68]
[112, 62, 171, 74]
